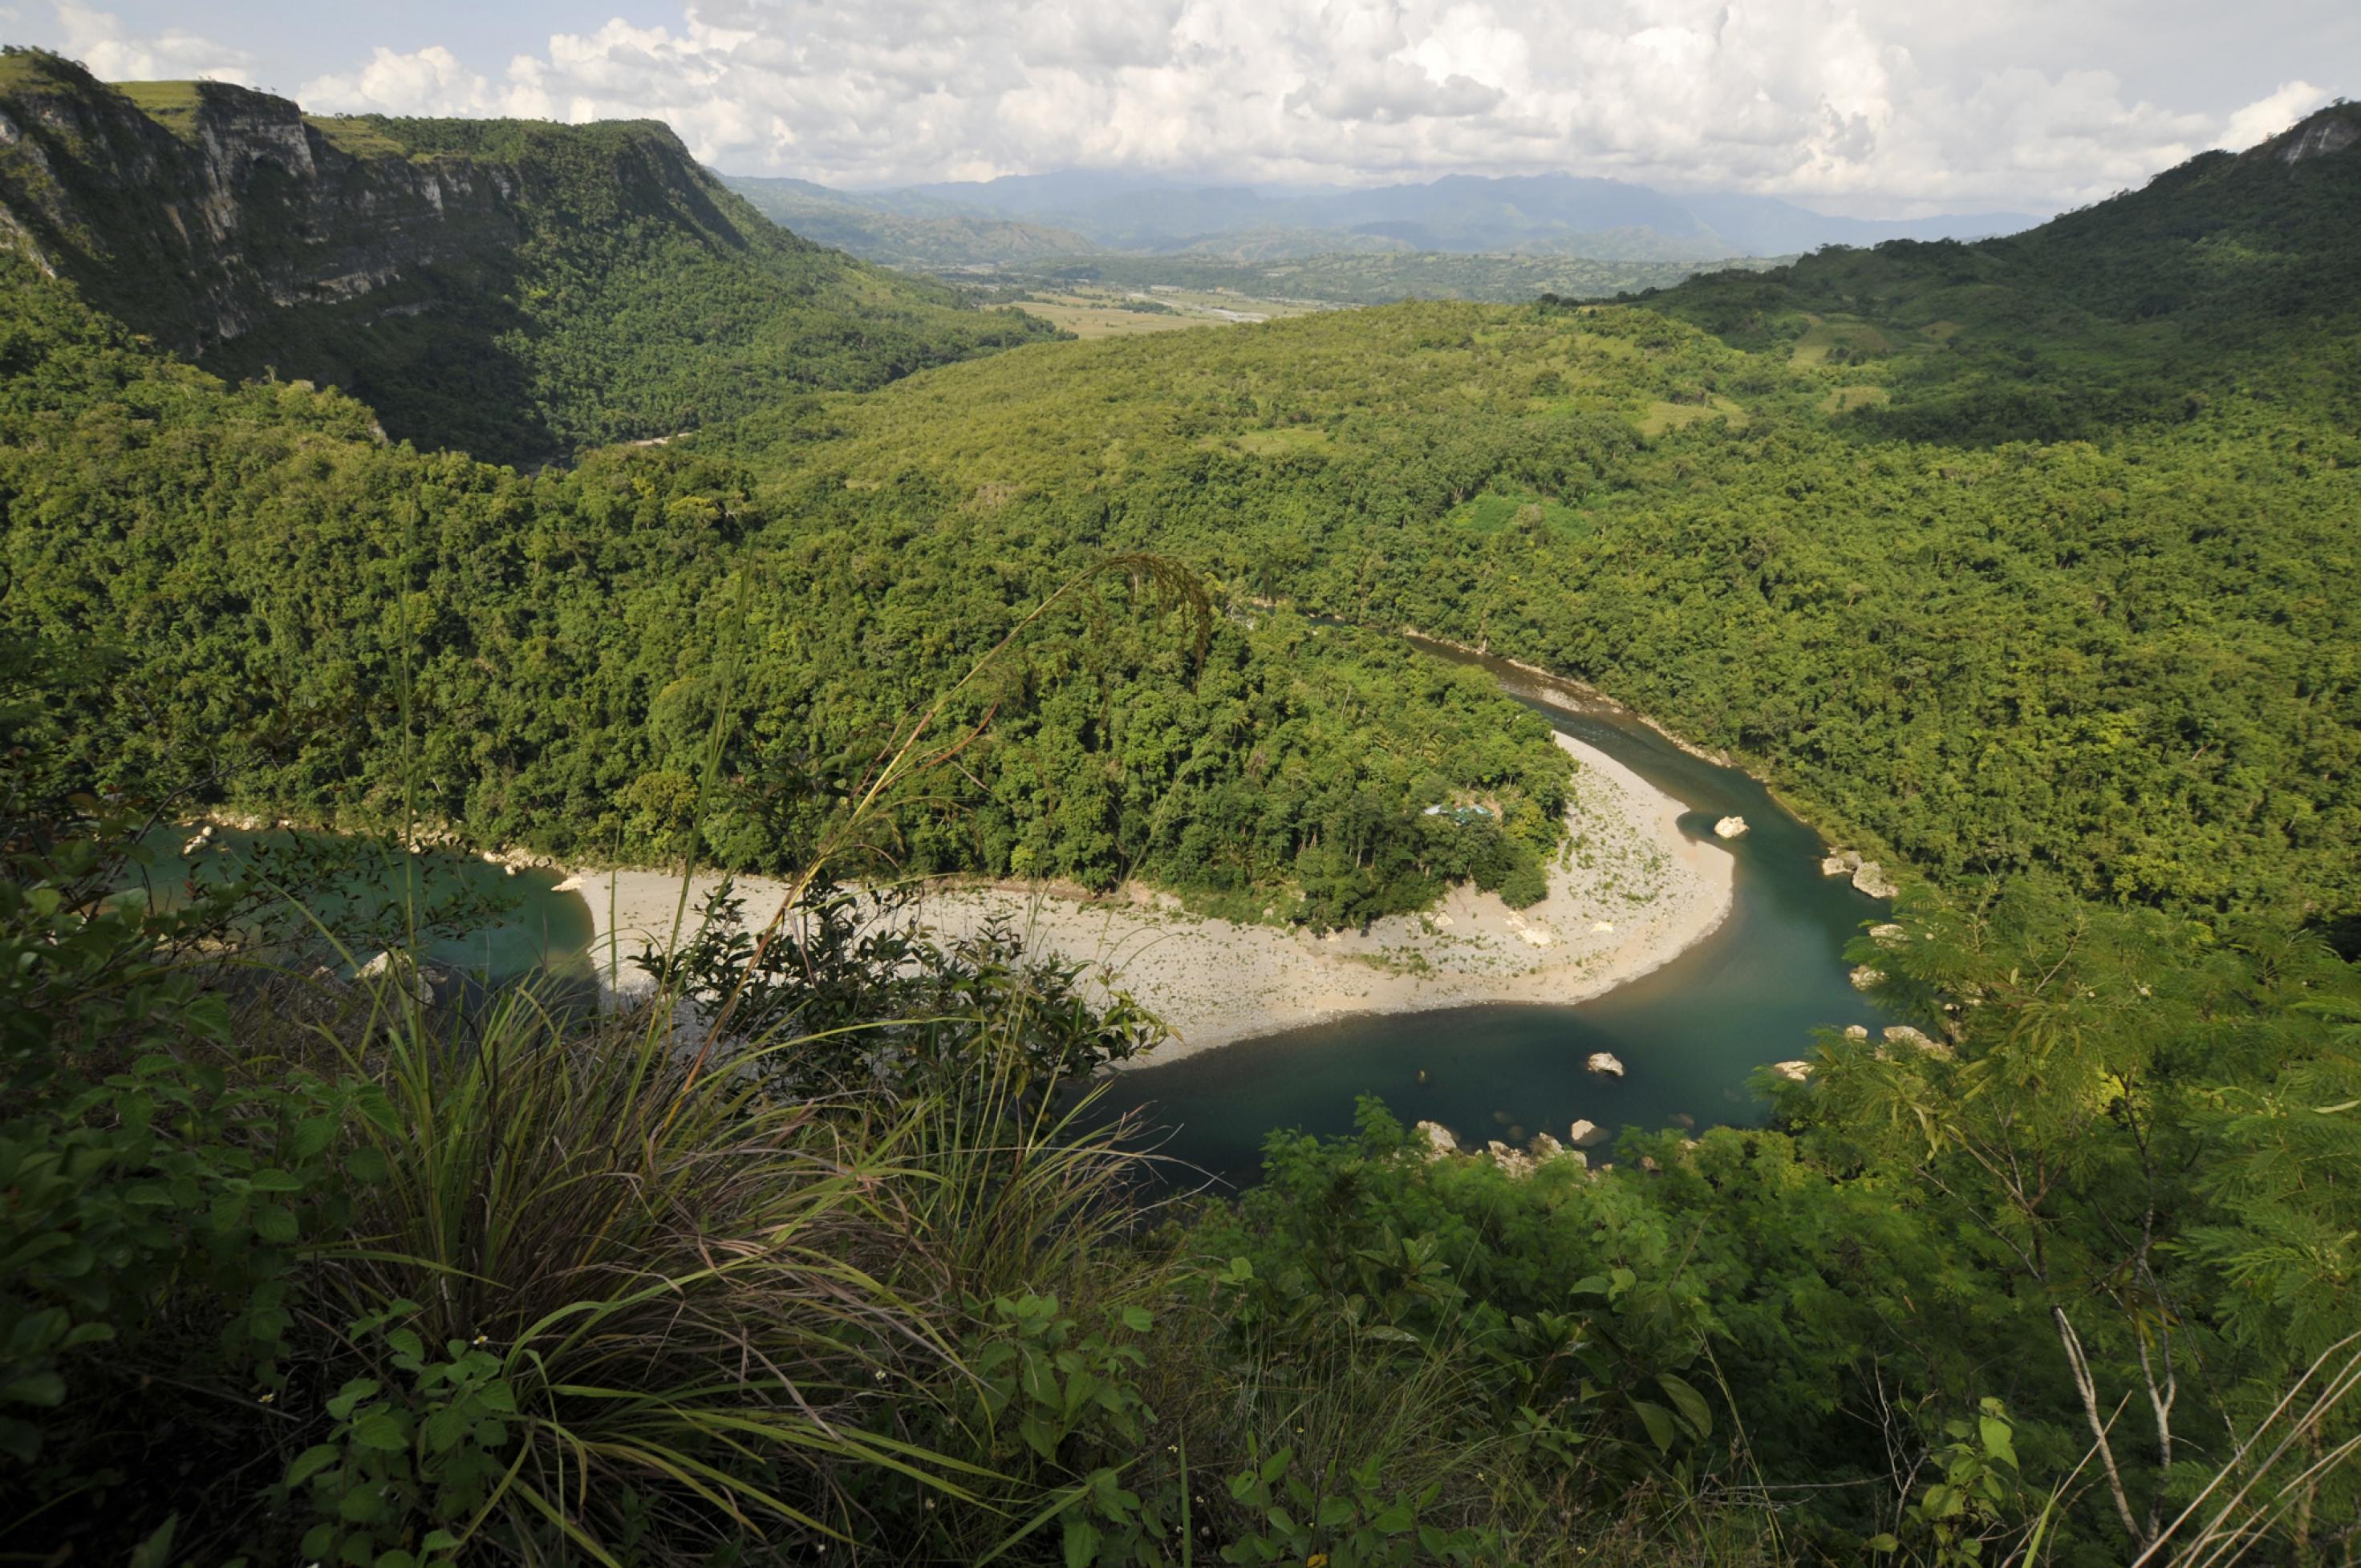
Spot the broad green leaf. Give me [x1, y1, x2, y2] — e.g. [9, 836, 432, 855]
[4, 1371, 66, 1407]
[253, 1203, 300, 1243]
[325, 1379, 380, 1420]
[422, 1406, 469, 1455]
[351, 1412, 409, 1453]
[1631, 1398, 1677, 1454]
[286, 1443, 341, 1485]
[1657, 1371, 1714, 1439]
[1978, 1413, 2018, 1469]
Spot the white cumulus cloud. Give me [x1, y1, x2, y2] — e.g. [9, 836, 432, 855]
[47, 2, 249, 83]
[2221, 79, 2335, 150]
[36, 0, 2356, 215]
[299, 45, 508, 118]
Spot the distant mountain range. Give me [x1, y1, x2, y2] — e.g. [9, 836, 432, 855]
[724, 168, 2038, 269]
[720, 177, 1100, 268]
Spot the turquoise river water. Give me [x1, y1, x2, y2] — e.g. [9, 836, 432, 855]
[1095, 638, 1888, 1188]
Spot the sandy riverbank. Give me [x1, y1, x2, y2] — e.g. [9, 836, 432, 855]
[563, 731, 1733, 1068]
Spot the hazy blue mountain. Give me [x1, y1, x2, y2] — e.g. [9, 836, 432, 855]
[724, 175, 1100, 266]
[835, 168, 2039, 259]
[1677, 192, 2035, 252]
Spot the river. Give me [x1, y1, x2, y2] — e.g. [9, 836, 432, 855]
[191, 641, 1880, 1188]
[1097, 637, 1884, 1187]
[147, 827, 594, 988]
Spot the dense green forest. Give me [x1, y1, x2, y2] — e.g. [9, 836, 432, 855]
[0, 253, 1572, 928]
[736, 266, 2359, 918]
[3, 63, 2361, 1568]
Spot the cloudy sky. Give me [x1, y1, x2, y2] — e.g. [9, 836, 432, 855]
[6, 1, 2354, 216]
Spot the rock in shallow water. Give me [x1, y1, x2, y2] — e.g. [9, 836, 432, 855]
[1586, 1051, 1626, 1077]
[1485, 1140, 1535, 1177]
[1852, 861, 1899, 899]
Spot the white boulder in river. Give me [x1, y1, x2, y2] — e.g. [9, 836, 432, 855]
[1415, 1120, 1459, 1160]
[1586, 1051, 1626, 1078]
[1852, 861, 1899, 899]
[1713, 815, 1749, 839]
[1568, 1118, 1606, 1146]
[1485, 1141, 1536, 1178]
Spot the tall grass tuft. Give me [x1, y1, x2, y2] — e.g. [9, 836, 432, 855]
[281, 978, 996, 1562]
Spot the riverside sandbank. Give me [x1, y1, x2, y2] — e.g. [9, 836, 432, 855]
[566, 730, 1733, 1067]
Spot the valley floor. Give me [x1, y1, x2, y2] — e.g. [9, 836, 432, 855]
[567, 731, 1734, 1064]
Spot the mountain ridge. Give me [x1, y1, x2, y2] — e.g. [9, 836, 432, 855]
[814, 164, 2039, 260]
[1641, 97, 2361, 442]
[724, 173, 1101, 267]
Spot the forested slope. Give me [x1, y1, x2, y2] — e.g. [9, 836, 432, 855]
[1645, 100, 2361, 444]
[731, 109, 2361, 922]
[0, 49, 1053, 462]
[0, 254, 1572, 928]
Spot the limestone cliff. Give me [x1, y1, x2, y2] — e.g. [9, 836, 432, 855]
[0, 55, 532, 357]
[0, 48, 1050, 461]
